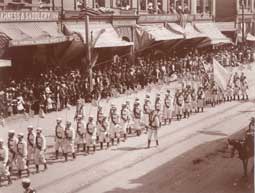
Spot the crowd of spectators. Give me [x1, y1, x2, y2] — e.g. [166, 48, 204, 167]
[0, 44, 254, 119]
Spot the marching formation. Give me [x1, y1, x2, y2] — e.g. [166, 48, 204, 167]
[0, 70, 250, 186]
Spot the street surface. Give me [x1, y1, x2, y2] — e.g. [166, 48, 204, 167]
[0, 65, 255, 193]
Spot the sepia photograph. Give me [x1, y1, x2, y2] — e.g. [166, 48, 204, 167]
[0, 0, 254, 193]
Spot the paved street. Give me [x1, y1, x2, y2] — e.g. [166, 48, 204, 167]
[0, 66, 255, 193]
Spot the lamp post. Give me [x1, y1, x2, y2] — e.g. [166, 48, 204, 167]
[82, 0, 93, 92]
[241, 0, 245, 43]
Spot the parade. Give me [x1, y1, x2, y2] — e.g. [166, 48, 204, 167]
[0, 48, 252, 185]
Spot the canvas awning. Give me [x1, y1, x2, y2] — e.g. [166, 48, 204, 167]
[0, 22, 68, 47]
[64, 22, 133, 48]
[136, 24, 183, 41]
[167, 23, 206, 39]
[195, 22, 232, 45]
[247, 33, 255, 41]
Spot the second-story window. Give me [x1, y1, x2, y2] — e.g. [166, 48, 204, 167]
[116, 0, 131, 9]
[140, 0, 147, 11]
[95, 0, 105, 8]
[41, 0, 50, 3]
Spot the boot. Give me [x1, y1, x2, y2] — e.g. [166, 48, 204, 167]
[44, 163, 48, 170]
[123, 134, 127, 141]
[77, 144, 80, 152]
[26, 160, 30, 167]
[147, 140, 151, 148]
[18, 170, 22, 178]
[107, 142, 110, 148]
[27, 169, 30, 176]
[93, 145, 96, 152]
[111, 138, 114, 146]
[7, 175, 12, 185]
[156, 140, 159, 146]
[36, 165, 39, 173]
[64, 153, 68, 161]
[83, 144, 86, 152]
[87, 146, 90, 154]
[72, 153, 76, 159]
[55, 150, 59, 159]
[117, 138, 120, 144]
[100, 142, 103, 150]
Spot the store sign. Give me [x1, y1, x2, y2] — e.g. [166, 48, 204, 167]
[0, 59, 12, 67]
[0, 11, 59, 22]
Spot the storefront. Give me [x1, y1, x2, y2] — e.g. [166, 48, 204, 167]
[0, 11, 68, 78]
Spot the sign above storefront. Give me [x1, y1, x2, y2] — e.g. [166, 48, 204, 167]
[0, 11, 59, 22]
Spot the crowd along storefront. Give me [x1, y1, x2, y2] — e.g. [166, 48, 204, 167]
[0, 11, 68, 79]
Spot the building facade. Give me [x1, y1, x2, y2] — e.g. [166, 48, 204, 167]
[215, 0, 255, 38]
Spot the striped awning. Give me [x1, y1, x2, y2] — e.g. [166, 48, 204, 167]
[167, 23, 206, 39]
[195, 22, 232, 45]
[0, 22, 68, 47]
[64, 22, 133, 48]
[136, 24, 183, 41]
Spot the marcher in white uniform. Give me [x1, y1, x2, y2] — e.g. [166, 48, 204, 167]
[120, 104, 129, 141]
[0, 139, 12, 185]
[16, 133, 29, 178]
[7, 130, 17, 173]
[76, 115, 86, 152]
[86, 117, 97, 153]
[34, 128, 47, 173]
[133, 99, 143, 136]
[64, 121, 76, 161]
[163, 90, 173, 125]
[143, 95, 151, 132]
[109, 106, 121, 145]
[55, 118, 65, 159]
[147, 109, 160, 148]
[26, 126, 35, 167]
[98, 116, 109, 149]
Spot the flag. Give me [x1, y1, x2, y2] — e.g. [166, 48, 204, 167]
[213, 58, 230, 90]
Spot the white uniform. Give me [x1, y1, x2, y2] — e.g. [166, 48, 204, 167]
[55, 123, 65, 152]
[133, 104, 143, 131]
[16, 140, 27, 171]
[163, 95, 173, 121]
[98, 119, 109, 143]
[86, 121, 97, 146]
[7, 137, 18, 169]
[241, 80, 248, 99]
[0, 146, 10, 177]
[109, 111, 121, 139]
[148, 110, 160, 141]
[76, 121, 86, 145]
[27, 132, 36, 162]
[34, 134, 47, 165]
[120, 107, 129, 134]
[64, 126, 75, 154]
[143, 100, 151, 128]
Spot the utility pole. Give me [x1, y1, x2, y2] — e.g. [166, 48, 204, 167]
[83, 0, 93, 92]
[241, 0, 245, 43]
[60, 0, 64, 30]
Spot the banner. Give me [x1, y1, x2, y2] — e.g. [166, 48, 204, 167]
[213, 58, 229, 90]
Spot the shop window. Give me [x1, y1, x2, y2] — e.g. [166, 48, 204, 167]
[116, 0, 131, 9]
[95, 0, 105, 7]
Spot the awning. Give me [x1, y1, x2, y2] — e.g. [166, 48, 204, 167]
[136, 24, 183, 41]
[247, 33, 255, 41]
[167, 23, 206, 39]
[195, 22, 232, 45]
[216, 22, 237, 32]
[64, 22, 133, 48]
[0, 22, 68, 47]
